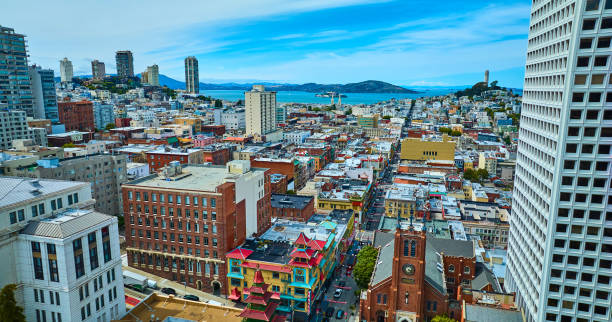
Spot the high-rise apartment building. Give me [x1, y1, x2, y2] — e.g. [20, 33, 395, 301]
[29, 65, 58, 121]
[506, 1, 612, 321]
[0, 25, 34, 116]
[115, 51, 134, 78]
[121, 160, 272, 295]
[245, 85, 277, 136]
[59, 57, 73, 83]
[0, 177, 126, 322]
[91, 60, 105, 80]
[93, 102, 115, 130]
[185, 56, 199, 94]
[0, 110, 47, 149]
[146, 64, 159, 86]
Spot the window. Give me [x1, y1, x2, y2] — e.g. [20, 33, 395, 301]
[448, 265, 455, 272]
[603, 17, 612, 29]
[73, 238, 85, 279]
[586, 0, 600, 11]
[572, 93, 585, 102]
[594, 55, 609, 66]
[583, 19, 597, 30]
[598, 37, 611, 48]
[464, 266, 470, 274]
[589, 92, 602, 102]
[577, 56, 590, 67]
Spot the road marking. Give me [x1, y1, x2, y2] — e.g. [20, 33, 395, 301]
[327, 299, 347, 304]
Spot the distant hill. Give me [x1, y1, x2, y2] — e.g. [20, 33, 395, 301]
[61, 74, 419, 93]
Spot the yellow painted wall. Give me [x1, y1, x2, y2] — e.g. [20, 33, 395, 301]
[400, 135, 455, 161]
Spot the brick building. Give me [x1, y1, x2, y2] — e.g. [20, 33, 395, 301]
[270, 194, 315, 222]
[57, 100, 95, 132]
[146, 147, 204, 171]
[360, 221, 484, 322]
[201, 125, 226, 136]
[122, 160, 272, 296]
[201, 144, 231, 165]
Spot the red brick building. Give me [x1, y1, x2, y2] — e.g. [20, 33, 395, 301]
[270, 194, 315, 222]
[201, 144, 231, 165]
[122, 161, 272, 296]
[270, 173, 288, 194]
[360, 223, 483, 322]
[146, 147, 204, 171]
[115, 117, 132, 128]
[201, 125, 226, 136]
[58, 100, 95, 132]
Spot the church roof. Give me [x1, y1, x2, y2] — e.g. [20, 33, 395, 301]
[370, 239, 395, 286]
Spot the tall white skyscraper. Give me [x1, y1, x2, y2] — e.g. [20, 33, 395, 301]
[59, 57, 73, 83]
[185, 56, 199, 94]
[506, 1, 612, 322]
[245, 85, 277, 136]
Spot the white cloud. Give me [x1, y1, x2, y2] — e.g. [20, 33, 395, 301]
[1, 0, 386, 74]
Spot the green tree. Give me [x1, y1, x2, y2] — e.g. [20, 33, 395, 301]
[463, 168, 478, 182]
[214, 99, 223, 108]
[353, 245, 379, 289]
[450, 130, 461, 137]
[286, 190, 296, 195]
[439, 127, 451, 134]
[62, 143, 76, 148]
[312, 107, 321, 112]
[476, 168, 489, 181]
[0, 284, 25, 322]
[344, 108, 352, 116]
[382, 115, 391, 120]
[431, 315, 457, 322]
[105, 123, 116, 131]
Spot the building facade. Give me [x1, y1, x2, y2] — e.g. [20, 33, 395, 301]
[506, 1, 612, 321]
[0, 111, 45, 149]
[185, 56, 199, 94]
[115, 51, 134, 78]
[58, 100, 95, 132]
[91, 60, 105, 80]
[145, 147, 204, 172]
[59, 57, 73, 83]
[270, 194, 315, 222]
[37, 154, 127, 216]
[28, 65, 58, 120]
[93, 102, 115, 130]
[122, 161, 272, 296]
[0, 25, 34, 116]
[18, 210, 126, 322]
[146, 64, 159, 86]
[245, 85, 277, 136]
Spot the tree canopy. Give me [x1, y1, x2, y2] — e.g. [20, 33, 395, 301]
[432, 315, 457, 322]
[105, 123, 116, 131]
[353, 245, 379, 289]
[214, 99, 223, 108]
[464, 168, 490, 183]
[0, 284, 25, 322]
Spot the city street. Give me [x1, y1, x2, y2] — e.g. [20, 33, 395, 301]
[310, 242, 361, 321]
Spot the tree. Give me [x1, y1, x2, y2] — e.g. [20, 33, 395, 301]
[286, 190, 296, 195]
[345, 108, 352, 116]
[214, 99, 223, 108]
[0, 284, 25, 322]
[463, 168, 479, 182]
[450, 130, 462, 137]
[439, 127, 451, 134]
[353, 246, 379, 289]
[382, 115, 391, 120]
[476, 168, 489, 182]
[62, 143, 76, 148]
[431, 315, 457, 322]
[105, 123, 116, 131]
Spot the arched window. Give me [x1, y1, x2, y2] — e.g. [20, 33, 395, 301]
[448, 264, 455, 272]
[403, 239, 410, 256]
[410, 240, 416, 257]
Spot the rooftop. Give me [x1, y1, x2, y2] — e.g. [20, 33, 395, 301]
[0, 177, 89, 209]
[126, 163, 266, 192]
[115, 293, 242, 322]
[21, 209, 113, 239]
[463, 304, 523, 322]
[271, 194, 313, 210]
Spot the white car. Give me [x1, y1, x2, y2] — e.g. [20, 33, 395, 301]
[333, 288, 343, 298]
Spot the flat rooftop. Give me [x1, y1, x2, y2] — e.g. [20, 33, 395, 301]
[271, 194, 313, 210]
[126, 164, 265, 192]
[21, 209, 113, 239]
[115, 293, 242, 322]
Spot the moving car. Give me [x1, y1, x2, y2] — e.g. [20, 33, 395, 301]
[161, 287, 176, 295]
[333, 288, 343, 298]
[183, 294, 199, 301]
[336, 310, 345, 319]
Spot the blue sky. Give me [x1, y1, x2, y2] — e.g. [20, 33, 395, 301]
[3, 0, 531, 87]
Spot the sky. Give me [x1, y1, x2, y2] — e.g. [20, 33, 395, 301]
[2, 0, 531, 88]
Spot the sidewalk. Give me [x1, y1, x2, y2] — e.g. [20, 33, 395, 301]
[121, 254, 236, 307]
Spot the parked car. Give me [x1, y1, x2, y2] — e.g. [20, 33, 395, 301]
[183, 294, 199, 301]
[333, 288, 342, 298]
[325, 307, 335, 317]
[161, 287, 176, 295]
[336, 310, 345, 319]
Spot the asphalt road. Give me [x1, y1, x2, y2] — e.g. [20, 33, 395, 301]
[310, 243, 361, 321]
